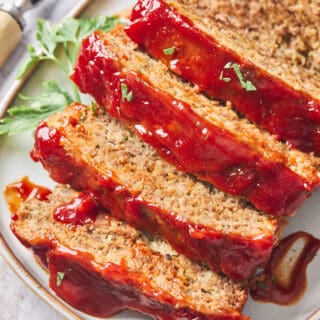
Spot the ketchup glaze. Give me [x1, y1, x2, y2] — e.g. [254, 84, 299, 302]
[31, 114, 275, 281]
[70, 31, 313, 217]
[126, 0, 320, 156]
[54, 192, 98, 225]
[32, 244, 248, 319]
[6, 180, 247, 319]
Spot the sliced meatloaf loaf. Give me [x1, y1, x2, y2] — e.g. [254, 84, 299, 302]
[198, 0, 320, 72]
[125, 0, 320, 155]
[71, 26, 320, 216]
[31, 103, 285, 281]
[6, 178, 248, 320]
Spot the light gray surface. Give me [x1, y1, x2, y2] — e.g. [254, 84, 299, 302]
[0, 256, 64, 320]
[0, 1, 78, 319]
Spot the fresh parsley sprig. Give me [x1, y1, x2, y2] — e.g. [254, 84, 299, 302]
[0, 16, 121, 136]
[0, 81, 72, 135]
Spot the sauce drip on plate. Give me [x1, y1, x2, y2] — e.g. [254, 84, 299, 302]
[4, 177, 51, 219]
[250, 231, 320, 305]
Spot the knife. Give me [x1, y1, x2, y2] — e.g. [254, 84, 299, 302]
[0, 0, 43, 68]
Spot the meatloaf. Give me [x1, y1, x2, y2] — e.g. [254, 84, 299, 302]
[71, 26, 320, 216]
[125, 0, 320, 155]
[6, 178, 248, 320]
[31, 103, 285, 281]
[198, 0, 320, 72]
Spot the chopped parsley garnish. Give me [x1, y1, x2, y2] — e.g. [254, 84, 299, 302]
[220, 62, 257, 91]
[121, 83, 133, 102]
[90, 102, 97, 115]
[124, 135, 129, 141]
[256, 281, 268, 290]
[219, 71, 231, 83]
[163, 46, 175, 56]
[56, 272, 65, 286]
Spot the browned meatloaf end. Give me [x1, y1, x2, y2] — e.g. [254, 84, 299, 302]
[125, 0, 320, 156]
[31, 103, 286, 281]
[6, 180, 249, 320]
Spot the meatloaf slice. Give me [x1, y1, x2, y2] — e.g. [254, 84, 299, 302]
[125, 0, 320, 155]
[31, 103, 285, 281]
[71, 26, 320, 216]
[194, 0, 320, 73]
[6, 179, 248, 320]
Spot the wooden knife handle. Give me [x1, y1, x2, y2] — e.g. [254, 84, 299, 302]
[0, 10, 22, 68]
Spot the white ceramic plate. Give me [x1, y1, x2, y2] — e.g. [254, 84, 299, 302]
[0, 1, 320, 319]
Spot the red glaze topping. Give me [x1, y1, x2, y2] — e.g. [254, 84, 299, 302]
[29, 245, 247, 319]
[250, 231, 320, 305]
[4, 177, 52, 219]
[31, 117, 275, 281]
[54, 193, 98, 225]
[125, 0, 320, 156]
[70, 31, 312, 216]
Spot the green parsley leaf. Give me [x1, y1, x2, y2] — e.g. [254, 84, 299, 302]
[257, 281, 268, 290]
[223, 62, 257, 91]
[0, 81, 72, 135]
[163, 47, 175, 55]
[56, 272, 65, 287]
[17, 16, 121, 79]
[219, 71, 231, 83]
[306, 253, 312, 260]
[90, 102, 97, 116]
[224, 62, 233, 69]
[36, 18, 58, 58]
[16, 46, 38, 79]
[53, 18, 80, 43]
[271, 275, 277, 284]
[77, 16, 121, 40]
[121, 83, 133, 102]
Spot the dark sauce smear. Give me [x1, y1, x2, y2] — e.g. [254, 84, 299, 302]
[54, 192, 98, 225]
[250, 231, 320, 305]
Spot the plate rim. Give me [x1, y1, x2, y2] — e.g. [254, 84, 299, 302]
[2, 228, 320, 320]
[0, 231, 82, 320]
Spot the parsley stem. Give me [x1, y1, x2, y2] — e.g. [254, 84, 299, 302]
[63, 43, 81, 102]
[72, 82, 81, 103]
